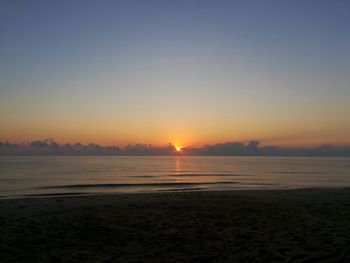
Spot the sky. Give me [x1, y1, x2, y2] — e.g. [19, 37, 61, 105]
[1, 0, 349, 148]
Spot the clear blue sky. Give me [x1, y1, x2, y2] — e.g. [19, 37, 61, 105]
[1, 0, 349, 147]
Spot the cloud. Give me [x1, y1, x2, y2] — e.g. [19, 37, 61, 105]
[186, 140, 261, 156]
[0, 140, 177, 156]
[185, 141, 350, 156]
[0, 139, 350, 156]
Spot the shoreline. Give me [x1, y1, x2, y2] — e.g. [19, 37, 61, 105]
[1, 188, 350, 262]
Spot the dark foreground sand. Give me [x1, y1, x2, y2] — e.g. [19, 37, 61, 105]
[1, 189, 350, 262]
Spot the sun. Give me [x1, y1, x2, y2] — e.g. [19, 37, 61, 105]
[175, 145, 182, 152]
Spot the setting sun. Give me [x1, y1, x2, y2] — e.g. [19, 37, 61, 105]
[175, 145, 182, 152]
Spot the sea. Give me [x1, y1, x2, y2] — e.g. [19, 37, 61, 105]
[0, 156, 350, 198]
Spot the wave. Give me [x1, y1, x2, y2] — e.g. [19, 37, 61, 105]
[166, 173, 248, 177]
[129, 175, 156, 178]
[156, 187, 206, 192]
[25, 192, 90, 197]
[269, 171, 325, 174]
[40, 181, 238, 189]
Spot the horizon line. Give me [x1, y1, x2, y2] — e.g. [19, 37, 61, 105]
[1, 139, 350, 157]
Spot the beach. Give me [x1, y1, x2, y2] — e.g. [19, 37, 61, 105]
[1, 189, 350, 262]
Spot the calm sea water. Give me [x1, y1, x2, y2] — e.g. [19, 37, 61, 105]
[0, 156, 350, 198]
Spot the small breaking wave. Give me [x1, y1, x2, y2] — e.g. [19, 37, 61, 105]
[40, 181, 238, 190]
[166, 173, 248, 177]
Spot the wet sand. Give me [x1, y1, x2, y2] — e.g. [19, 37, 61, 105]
[1, 189, 350, 262]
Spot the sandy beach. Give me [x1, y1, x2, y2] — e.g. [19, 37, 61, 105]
[1, 189, 350, 262]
